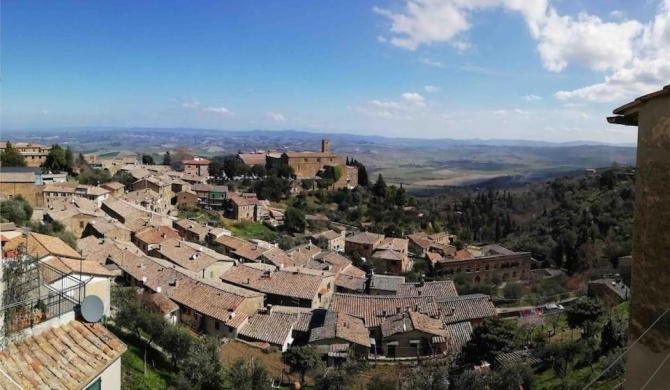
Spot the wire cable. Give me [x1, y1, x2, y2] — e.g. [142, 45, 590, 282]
[639, 351, 670, 390]
[581, 308, 669, 390]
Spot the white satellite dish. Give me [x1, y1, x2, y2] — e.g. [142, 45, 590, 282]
[142, 276, 148, 283]
[80, 295, 104, 323]
[156, 286, 162, 293]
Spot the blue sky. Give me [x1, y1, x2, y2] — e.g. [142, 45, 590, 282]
[3, 0, 669, 142]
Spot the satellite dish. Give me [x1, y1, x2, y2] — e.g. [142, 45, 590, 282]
[156, 286, 162, 293]
[81, 295, 104, 323]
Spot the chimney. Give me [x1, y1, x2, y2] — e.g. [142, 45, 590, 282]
[246, 278, 250, 284]
[321, 139, 330, 153]
[266, 304, 273, 315]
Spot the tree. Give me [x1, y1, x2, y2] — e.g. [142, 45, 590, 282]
[112, 287, 168, 376]
[450, 370, 489, 390]
[0, 196, 33, 225]
[372, 174, 387, 198]
[162, 151, 171, 166]
[227, 359, 271, 390]
[65, 146, 74, 171]
[160, 325, 193, 368]
[251, 164, 267, 178]
[172, 337, 224, 390]
[455, 317, 515, 368]
[141, 154, 155, 165]
[42, 144, 70, 172]
[78, 168, 112, 185]
[600, 318, 627, 356]
[401, 366, 449, 390]
[0, 141, 27, 166]
[488, 364, 536, 390]
[112, 170, 135, 189]
[282, 345, 322, 383]
[548, 340, 582, 381]
[565, 297, 605, 338]
[366, 376, 398, 390]
[314, 361, 362, 390]
[171, 145, 193, 171]
[208, 160, 224, 180]
[394, 185, 408, 208]
[74, 153, 89, 172]
[253, 176, 291, 201]
[332, 165, 344, 183]
[284, 207, 306, 233]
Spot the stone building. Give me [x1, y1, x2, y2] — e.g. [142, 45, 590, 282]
[608, 84, 670, 389]
[0, 168, 42, 206]
[183, 157, 210, 176]
[434, 250, 532, 283]
[0, 141, 51, 167]
[281, 139, 343, 178]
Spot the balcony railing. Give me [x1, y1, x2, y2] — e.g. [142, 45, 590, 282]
[2, 258, 86, 335]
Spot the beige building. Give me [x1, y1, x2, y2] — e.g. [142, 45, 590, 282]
[0, 169, 41, 206]
[43, 183, 110, 207]
[344, 232, 385, 258]
[0, 141, 51, 167]
[313, 230, 345, 251]
[183, 157, 210, 176]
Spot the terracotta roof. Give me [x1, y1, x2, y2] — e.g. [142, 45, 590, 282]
[183, 158, 210, 165]
[238, 312, 297, 346]
[43, 256, 116, 278]
[309, 311, 370, 347]
[0, 321, 126, 390]
[303, 252, 351, 275]
[330, 293, 440, 328]
[237, 153, 268, 166]
[142, 291, 179, 314]
[286, 243, 322, 266]
[215, 235, 250, 251]
[396, 280, 458, 300]
[85, 217, 132, 238]
[134, 225, 180, 245]
[377, 237, 408, 252]
[225, 312, 249, 329]
[437, 294, 497, 325]
[191, 183, 213, 192]
[370, 274, 405, 292]
[426, 252, 444, 265]
[408, 236, 433, 250]
[152, 238, 234, 273]
[451, 249, 474, 260]
[234, 244, 269, 262]
[371, 249, 406, 262]
[260, 247, 293, 267]
[335, 274, 367, 292]
[443, 322, 473, 356]
[345, 232, 384, 245]
[283, 151, 339, 158]
[101, 181, 125, 190]
[270, 306, 327, 332]
[316, 230, 343, 241]
[221, 263, 331, 301]
[381, 311, 449, 338]
[174, 219, 210, 236]
[3, 232, 83, 260]
[228, 192, 260, 207]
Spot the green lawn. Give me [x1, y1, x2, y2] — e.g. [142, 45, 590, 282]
[108, 325, 175, 390]
[227, 220, 279, 241]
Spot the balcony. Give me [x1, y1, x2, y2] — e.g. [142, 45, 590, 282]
[2, 256, 86, 335]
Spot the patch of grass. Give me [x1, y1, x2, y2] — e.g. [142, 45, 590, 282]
[98, 151, 120, 157]
[108, 325, 175, 390]
[227, 220, 279, 241]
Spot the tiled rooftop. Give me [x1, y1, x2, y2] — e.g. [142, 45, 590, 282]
[329, 293, 440, 328]
[238, 312, 298, 346]
[309, 311, 370, 347]
[437, 294, 497, 324]
[221, 263, 331, 301]
[396, 280, 459, 300]
[370, 274, 405, 292]
[4, 232, 83, 260]
[0, 321, 126, 390]
[152, 238, 234, 273]
[134, 225, 180, 245]
[345, 232, 384, 245]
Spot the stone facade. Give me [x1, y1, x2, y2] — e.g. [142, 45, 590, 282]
[0, 142, 51, 167]
[434, 252, 532, 283]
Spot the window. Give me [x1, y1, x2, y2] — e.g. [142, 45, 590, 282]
[79, 221, 85, 228]
[85, 378, 101, 390]
[215, 321, 220, 330]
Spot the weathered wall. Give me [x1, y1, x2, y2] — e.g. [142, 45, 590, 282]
[625, 93, 670, 389]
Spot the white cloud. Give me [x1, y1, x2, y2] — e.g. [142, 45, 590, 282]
[369, 99, 401, 109]
[610, 10, 624, 19]
[522, 94, 541, 101]
[204, 107, 233, 115]
[182, 99, 201, 108]
[493, 110, 507, 115]
[424, 85, 441, 93]
[401, 92, 425, 106]
[514, 108, 529, 115]
[418, 57, 446, 67]
[377, 35, 387, 42]
[267, 112, 286, 122]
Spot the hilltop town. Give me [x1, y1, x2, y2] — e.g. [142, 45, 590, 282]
[0, 136, 634, 389]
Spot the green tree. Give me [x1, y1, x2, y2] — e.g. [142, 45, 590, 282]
[367, 376, 398, 390]
[227, 359, 271, 390]
[450, 370, 489, 390]
[141, 154, 155, 165]
[159, 325, 193, 369]
[394, 185, 408, 207]
[548, 340, 582, 381]
[42, 144, 69, 172]
[65, 146, 74, 171]
[0, 141, 27, 167]
[455, 317, 515, 368]
[0, 196, 33, 225]
[401, 366, 449, 390]
[600, 318, 627, 356]
[284, 207, 306, 233]
[488, 364, 536, 390]
[78, 168, 112, 185]
[282, 345, 322, 383]
[372, 173, 387, 198]
[251, 164, 267, 178]
[253, 176, 291, 201]
[162, 151, 171, 166]
[208, 160, 224, 179]
[332, 164, 344, 183]
[565, 297, 605, 338]
[112, 170, 136, 189]
[172, 337, 224, 390]
[314, 361, 361, 390]
[74, 153, 89, 171]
